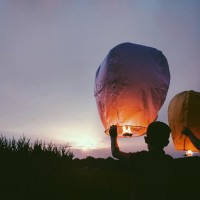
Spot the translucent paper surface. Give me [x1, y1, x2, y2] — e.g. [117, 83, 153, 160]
[168, 90, 200, 152]
[94, 43, 170, 137]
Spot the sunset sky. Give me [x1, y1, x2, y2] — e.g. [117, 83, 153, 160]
[0, 0, 200, 158]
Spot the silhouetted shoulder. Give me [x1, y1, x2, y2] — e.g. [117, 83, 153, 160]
[129, 151, 149, 167]
[129, 150, 148, 160]
[164, 154, 173, 160]
[129, 150, 173, 168]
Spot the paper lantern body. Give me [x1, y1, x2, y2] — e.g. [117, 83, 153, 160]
[94, 43, 170, 137]
[168, 90, 200, 152]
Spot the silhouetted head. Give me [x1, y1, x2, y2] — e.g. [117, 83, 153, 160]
[145, 121, 171, 150]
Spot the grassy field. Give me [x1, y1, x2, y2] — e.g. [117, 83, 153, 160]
[0, 136, 199, 200]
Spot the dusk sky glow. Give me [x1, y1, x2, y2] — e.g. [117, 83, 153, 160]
[0, 0, 200, 158]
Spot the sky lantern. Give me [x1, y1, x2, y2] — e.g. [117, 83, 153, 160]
[94, 43, 170, 137]
[168, 90, 200, 152]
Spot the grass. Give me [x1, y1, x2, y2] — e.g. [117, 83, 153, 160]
[0, 135, 74, 199]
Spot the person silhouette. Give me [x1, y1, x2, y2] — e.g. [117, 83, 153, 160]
[110, 121, 173, 200]
[182, 127, 200, 150]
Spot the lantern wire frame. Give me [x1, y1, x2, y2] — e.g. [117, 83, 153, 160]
[105, 125, 147, 138]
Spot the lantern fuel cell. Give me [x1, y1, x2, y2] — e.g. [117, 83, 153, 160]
[168, 90, 200, 152]
[105, 125, 146, 137]
[94, 43, 170, 137]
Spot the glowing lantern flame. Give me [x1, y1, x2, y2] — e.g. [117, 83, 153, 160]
[186, 150, 193, 156]
[121, 126, 133, 137]
[122, 126, 131, 134]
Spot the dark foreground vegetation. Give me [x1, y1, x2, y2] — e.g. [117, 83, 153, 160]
[0, 136, 199, 200]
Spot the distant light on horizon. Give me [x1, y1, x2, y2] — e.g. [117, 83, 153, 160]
[54, 131, 106, 150]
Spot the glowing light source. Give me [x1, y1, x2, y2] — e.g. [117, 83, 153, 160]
[74, 138, 96, 150]
[122, 126, 131, 134]
[185, 150, 193, 156]
[69, 136, 97, 151]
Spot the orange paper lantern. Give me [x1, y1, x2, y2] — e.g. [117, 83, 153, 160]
[168, 90, 200, 152]
[94, 43, 170, 137]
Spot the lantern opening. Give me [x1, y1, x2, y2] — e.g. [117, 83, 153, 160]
[105, 125, 147, 138]
[184, 150, 193, 157]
